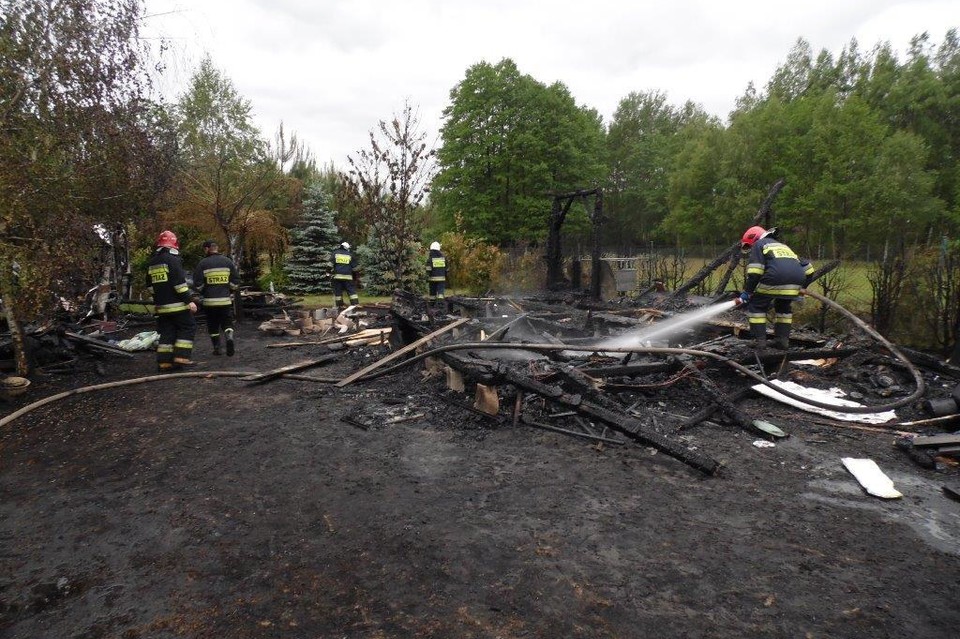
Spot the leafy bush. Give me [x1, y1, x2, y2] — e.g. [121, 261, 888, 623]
[438, 231, 504, 295]
[258, 257, 289, 292]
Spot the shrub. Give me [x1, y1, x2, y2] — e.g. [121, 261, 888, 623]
[438, 231, 504, 295]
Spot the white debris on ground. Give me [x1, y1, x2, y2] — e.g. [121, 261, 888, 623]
[751, 379, 897, 424]
[842, 457, 904, 499]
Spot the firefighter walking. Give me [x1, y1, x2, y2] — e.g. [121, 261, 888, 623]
[738, 226, 814, 350]
[331, 241, 359, 309]
[146, 231, 197, 371]
[427, 241, 446, 303]
[194, 239, 240, 356]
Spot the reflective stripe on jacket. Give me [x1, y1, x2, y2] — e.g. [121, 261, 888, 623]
[745, 237, 814, 298]
[193, 254, 239, 307]
[427, 250, 446, 282]
[146, 249, 192, 314]
[332, 248, 354, 280]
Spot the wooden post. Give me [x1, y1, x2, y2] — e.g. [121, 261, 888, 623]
[590, 189, 604, 300]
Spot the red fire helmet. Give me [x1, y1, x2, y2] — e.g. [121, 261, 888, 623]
[156, 230, 179, 249]
[740, 225, 766, 249]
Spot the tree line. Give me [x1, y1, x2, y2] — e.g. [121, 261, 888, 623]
[2, 1, 958, 352]
[433, 33, 960, 260]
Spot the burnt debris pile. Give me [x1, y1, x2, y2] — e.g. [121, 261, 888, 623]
[377, 289, 960, 479]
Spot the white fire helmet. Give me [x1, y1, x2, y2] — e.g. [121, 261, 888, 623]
[341, 241, 350, 250]
[430, 241, 441, 251]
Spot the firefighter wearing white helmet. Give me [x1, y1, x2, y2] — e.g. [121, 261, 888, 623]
[331, 241, 358, 309]
[739, 225, 814, 350]
[426, 241, 446, 303]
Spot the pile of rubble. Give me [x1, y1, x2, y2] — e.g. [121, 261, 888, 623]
[257, 305, 393, 349]
[365, 290, 960, 493]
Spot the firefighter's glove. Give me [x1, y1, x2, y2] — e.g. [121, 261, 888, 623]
[738, 291, 751, 305]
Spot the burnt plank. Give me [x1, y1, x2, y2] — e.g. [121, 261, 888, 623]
[912, 434, 960, 448]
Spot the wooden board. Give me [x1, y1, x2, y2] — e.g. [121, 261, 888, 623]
[242, 353, 339, 383]
[942, 484, 960, 502]
[335, 318, 469, 387]
[911, 434, 960, 448]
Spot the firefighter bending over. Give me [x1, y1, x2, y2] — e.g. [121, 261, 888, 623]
[146, 231, 197, 371]
[194, 240, 240, 356]
[738, 226, 814, 350]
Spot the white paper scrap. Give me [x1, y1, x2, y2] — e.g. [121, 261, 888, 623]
[751, 379, 896, 424]
[841, 457, 903, 499]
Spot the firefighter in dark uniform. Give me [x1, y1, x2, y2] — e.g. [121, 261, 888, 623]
[739, 226, 814, 350]
[427, 241, 446, 303]
[331, 241, 359, 309]
[146, 230, 197, 371]
[193, 239, 240, 356]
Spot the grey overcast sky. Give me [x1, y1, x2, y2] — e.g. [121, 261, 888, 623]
[141, 0, 957, 167]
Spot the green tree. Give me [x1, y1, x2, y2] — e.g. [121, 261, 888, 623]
[284, 185, 340, 294]
[605, 91, 716, 245]
[433, 58, 605, 244]
[342, 101, 434, 293]
[0, 0, 174, 373]
[171, 57, 295, 271]
[355, 228, 426, 296]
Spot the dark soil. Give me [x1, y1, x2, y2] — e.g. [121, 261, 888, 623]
[2, 316, 960, 638]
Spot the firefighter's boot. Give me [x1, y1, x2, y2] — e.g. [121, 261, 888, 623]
[211, 335, 221, 356]
[750, 322, 767, 351]
[225, 328, 235, 357]
[773, 322, 791, 350]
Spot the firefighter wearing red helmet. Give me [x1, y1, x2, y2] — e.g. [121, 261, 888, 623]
[739, 226, 814, 350]
[146, 230, 197, 371]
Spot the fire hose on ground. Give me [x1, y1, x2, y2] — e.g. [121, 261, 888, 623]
[0, 288, 926, 428]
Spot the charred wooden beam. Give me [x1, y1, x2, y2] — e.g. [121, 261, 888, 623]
[731, 347, 858, 367]
[580, 360, 681, 378]
[520, 413, 626, 445]
[680, 364, 765, 436]
[436, 391, 506, 423]
[898, 346, 960, 378]
[498, 366, 721, 474]
[62, 331, 134, 358]
[661, 248, 739, 306]
[483, 313, 530, 342]
[808, 259, 840, 284]
[675, 387, 754, 431]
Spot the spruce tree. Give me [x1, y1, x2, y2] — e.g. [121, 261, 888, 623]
[356, 229, 426, 296]
[284, 185, 340, 293]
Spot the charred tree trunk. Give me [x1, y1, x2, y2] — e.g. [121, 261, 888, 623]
[664, 179, 786, 305]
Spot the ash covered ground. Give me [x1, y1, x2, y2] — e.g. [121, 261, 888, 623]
[2, 306, 960, 638]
